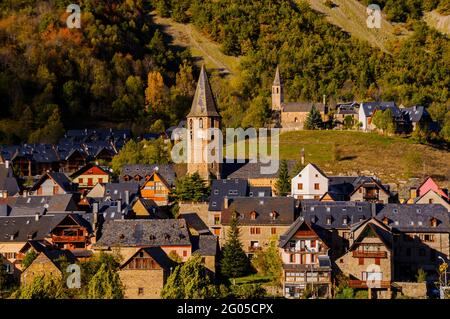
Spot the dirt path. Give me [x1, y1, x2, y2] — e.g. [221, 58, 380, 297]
[151, 12, 238, 76]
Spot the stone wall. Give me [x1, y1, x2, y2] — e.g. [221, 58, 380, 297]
[119, 269, 166, 299]
[395, 282, 427, 298]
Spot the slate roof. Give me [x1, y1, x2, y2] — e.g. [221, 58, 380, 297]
[350, 221, 393, 251]
[70, 163, 109, 179]
[209, 179, 248, 211]
[273, 66, 282, 86]
[282, 102, 325, 113]
[0, 164, 19, 196]
[135, 198, 169, 219]
[336, 102, 360, 115]
[248, 186, 272, 197]
[120, 164, 176, 186]
[223, 160, 296, 179]
[10, 195, 76, 216]
[279, 218, 327, 248]
[401, 106, 427, 123]
[375, 203, 450, 233]
[0, 214, 67, 242]
[360, 101, 397, 117]
[299, 201, 373, 229]
[179, 213, 211, 235]
[94, 219, 191, 248]
[187, 65, 220, 118]
[32, 172, 76, 193]
[221, 197, 296, 226]
[192, 235, 218, 256]
[121, 247, 176, 270]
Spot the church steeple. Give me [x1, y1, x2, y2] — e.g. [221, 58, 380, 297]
[186, 65, 221, 182]
[272, 65, 284, 111]
[187, 65, 220, 118]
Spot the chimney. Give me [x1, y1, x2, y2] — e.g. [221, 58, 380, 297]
[117, 200, 122, 213]
[223, 196, 229, 209]
[125, 190, 130, 206]
[5, 160, 9, 169]
[371, 203, 376, 217]
[35, 212, 40, 221]
[92, 202, 99, 233]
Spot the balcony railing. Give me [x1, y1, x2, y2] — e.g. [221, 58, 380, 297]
[284, 247, 326, 254]
[52, 235, 86, 242]
[352, 251, 387, 258]
[248, 246, 262, 252]
[348, 280, 391, 289]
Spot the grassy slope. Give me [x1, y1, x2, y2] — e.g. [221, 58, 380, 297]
[151, 12, 240, 76]
[279, 131, 450, 187]
[303, 0, 410, 52]
[227, 131, 449, 188]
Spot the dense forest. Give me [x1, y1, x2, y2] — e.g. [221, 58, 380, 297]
[0, 0, 195, 144]
[0, 0, 449, 144]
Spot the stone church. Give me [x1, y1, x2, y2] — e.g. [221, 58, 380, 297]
[272, 66, 328, 130]
[186, 65, 222, 182]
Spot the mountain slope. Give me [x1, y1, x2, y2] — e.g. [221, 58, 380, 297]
[303, 0, 410, 52]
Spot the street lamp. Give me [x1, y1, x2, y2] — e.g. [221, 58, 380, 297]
[438, 256, 448, 287]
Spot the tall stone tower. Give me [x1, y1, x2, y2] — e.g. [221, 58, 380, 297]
[271, 66, 284, 111]
[186, 65, 222, 182]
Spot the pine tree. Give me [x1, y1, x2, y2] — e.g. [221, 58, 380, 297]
[220, 213, 251, 280]
[173, 173, 210, 202]
[304, 105, 323, 130]
[275, 160, 290, 196]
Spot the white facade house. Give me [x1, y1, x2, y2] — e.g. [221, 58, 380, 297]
[291, 163, 328, 200]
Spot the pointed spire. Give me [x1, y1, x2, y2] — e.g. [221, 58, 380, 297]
[187, 65, 220, 118]
[273, 65, 282, 86]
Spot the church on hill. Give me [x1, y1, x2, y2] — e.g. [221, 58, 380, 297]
[272, 66, 328, 130]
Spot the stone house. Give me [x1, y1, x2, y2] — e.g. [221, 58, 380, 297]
[220, 197, 297, 257]
[338, 218, 394, 299]
[278, 218, 332, 298]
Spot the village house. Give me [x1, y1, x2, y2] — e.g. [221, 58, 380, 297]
[376, 203, 450, 281]
[291, 163, 329, 200]
[220, 197, 297, 257]
[358, 101, 399, 132]
[335, 102, 360, 129]
[0, 213, 93, 274]
[20, 250, 76, 286]
[70, 163, 110, 190]
[30, 172, 77, 196]
[131, 198, 168, 219]
[93, 219, 211, 298]
[278, 218, 332, 298]
[0, 161, 20, 198]
[339, 218, 394, 299]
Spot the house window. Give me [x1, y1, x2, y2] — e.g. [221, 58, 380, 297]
[250, 211, 257, 220]
[199, 118, 203, 129]
[183, 250, 188, 257]
[79, 178, 83, 184]
[428, 198, 433, 204]
[310, 254, 315, 263]
[358, 258, 364, 265]
[314, 183, 320, 190]
[297, 183, 303, 190]
[289, 254, 295, 263]
[53, 186, 59, 194]
[311, 240, 316, 248]
[98, 178, 103, 184]
[138, 288, 144, 296]
[250, 227, 261, 235]
[271, 227, 276, 235]
[314, 195, 320, 200]
[214, 215, 220, 225]
[375, 257, 380, 265]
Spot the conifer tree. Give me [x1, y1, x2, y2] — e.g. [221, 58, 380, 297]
[304, 105, 323, 130]
[220, 212, 251, 280]
[275, 160, 290, 196]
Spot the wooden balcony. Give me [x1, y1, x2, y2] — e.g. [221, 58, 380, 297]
[352, 251, 387, 258]
[348, 280, 391, 289]
[52, 235, 86, 242]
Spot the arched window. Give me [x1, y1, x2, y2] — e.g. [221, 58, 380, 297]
[276, 87, 279, 94]
[199, 118, 203, 129]
[189, 119, 193, 130]
[294, 117, 298, 123]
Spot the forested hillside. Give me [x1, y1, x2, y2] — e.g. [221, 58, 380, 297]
[0, 0, 449, 144]
[0, 0, 195, 144]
